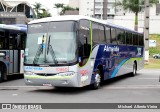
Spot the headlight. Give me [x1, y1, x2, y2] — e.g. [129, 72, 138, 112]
[57, 72, 75, 76]
[24, 71, 36, 75]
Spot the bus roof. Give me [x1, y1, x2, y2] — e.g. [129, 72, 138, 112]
[0, 24, 27, 32]
[28, 15, 142, 34]
[28, 15, 106, 24]
[106, 22, 143, 34]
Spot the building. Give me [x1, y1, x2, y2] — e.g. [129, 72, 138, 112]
[94, 0, 124, 19]
[64, 0, 79, 15]
[79, 0, 94, 17]
[0, 0, 36, 24]
[69, 0, 79, 8]
[107, 2, 160, 34]
[64, 10, 79, 15]
[79, 0, 121, 19]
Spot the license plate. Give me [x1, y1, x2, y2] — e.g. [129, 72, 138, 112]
[43, 84, 52, 86]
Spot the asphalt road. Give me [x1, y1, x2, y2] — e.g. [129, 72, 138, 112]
[0, 69, 160, 111]
[0, 69, 160, 103]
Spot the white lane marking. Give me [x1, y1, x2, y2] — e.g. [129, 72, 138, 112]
[105, 85, 160, 89]
[0, 86, 53, 89]
[138, 78, 158, 80]
[0, 86, 51, 88]
[12, 94, 18, 96]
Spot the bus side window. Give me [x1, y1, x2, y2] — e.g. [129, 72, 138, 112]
[129, 33, 133, 45]
[79, 19, 91, 66]
[133, 34, 138, 45]
[21, 34, 26, 49]
[126, 32, 132, 45]
[17, 33, 26, 49]
[99, 24, 105, 43]
[0, 30, 5, 49]
[92, 22, 100, 46]
[117, 29, 125, 45]
[105, 26, 111, 44]
[111, 28, 117, 44]
[139, 35, 144, 46]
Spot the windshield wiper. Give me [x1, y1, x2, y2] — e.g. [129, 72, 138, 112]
[33, 35, 45, 64]
[46, 35, 58, 64]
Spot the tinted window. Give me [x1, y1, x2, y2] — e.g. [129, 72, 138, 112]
[99, 24, 105, 42]
[117, 29, 125, 44]
[79, 20, 90, 44]
[79, 20, 91, 66]
[17, 33, 27, 49]
[133, 34, 138, 45]
[0, 31, 9, 49]
[92, 22, 99, 45]
[92, 22, 105, 45]
[0, 30, 5, 37]
[126, 32, 132, 45]
[111, 28, 117, 44]
[105, 26, 111, 43]
[139, 35, 144, 46]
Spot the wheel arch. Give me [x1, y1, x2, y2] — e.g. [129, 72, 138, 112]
[97, 64, 104, 81]
[0, 61, 8, 80]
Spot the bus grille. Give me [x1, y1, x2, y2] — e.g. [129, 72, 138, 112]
[37, 74, 57, 76]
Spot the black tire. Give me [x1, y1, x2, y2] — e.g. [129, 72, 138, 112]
[0, 65, 7, 82]
[90, 70, 101, 90]
[0, 67, 4, 82]
[131, 62, 137, 77]
[154, 56, 158, 59]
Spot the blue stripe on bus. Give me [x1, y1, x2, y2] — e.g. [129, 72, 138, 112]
[111, 58, 130, 78]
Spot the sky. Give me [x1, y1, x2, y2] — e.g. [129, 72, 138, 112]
[5, 0, 69, 16]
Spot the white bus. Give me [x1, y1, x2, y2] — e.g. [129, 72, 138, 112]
[0, 24, 27, 81]
[24, 16, 144, 89]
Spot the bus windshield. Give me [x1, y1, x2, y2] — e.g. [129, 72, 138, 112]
[25, 21, 77, 65]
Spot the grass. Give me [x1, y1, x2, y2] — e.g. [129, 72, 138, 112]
[149, 34, 160, 57]
[144, 34, 160, 69]
[144, 58, 160, 69]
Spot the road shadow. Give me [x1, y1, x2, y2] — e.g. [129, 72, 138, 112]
[3, 74, 24, 83]
[29, 73, 139, 94]
[29, 86, 92, 95]
[101, 73, 140, 87]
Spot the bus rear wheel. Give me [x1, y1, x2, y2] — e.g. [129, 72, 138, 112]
[0, 68, 4, 82]
[0, 65, 7, 82]
[90, 70, 101, 89]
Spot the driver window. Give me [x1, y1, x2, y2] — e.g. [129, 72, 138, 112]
[79, 20, 91, 67]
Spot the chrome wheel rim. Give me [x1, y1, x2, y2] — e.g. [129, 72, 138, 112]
[133, 64, 136, 75]
[95, 73, 101, 87]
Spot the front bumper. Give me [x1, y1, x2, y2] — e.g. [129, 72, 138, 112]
[24, 73, 79, 87]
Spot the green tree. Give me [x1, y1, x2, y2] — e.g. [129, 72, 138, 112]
[39, 9, 51, 18]
[33, 2, 42, 18]
[54, 3, 64, 8]
[116, 0, 158, 31]
[75, 7, 79, 11]
[54, 3, 78, 15]
[60, 5, 75, 15]
[54, 3, 64, 15]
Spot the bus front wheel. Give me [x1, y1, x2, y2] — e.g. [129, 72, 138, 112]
[90, 70, 101, 90]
